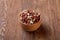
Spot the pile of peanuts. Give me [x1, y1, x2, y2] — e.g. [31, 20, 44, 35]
[19, 9, 40, 24]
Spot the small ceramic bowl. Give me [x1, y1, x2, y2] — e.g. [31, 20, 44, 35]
[18, 10, 41, 31]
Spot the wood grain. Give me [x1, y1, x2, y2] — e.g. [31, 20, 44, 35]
[0, 0, 60, 40]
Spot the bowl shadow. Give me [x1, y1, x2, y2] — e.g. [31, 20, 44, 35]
[23, 23, 52, 40]
[27, 23, 52, 39]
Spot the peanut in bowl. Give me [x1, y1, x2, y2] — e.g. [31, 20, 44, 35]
[18, 9, 41, 31]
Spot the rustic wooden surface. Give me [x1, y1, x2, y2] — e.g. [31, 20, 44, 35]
[0, 0, 60, 40]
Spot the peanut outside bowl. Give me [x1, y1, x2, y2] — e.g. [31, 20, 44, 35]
[18, 10, 42, 31]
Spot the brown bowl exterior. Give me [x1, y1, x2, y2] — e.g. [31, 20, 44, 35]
[21, 20, 41, 31]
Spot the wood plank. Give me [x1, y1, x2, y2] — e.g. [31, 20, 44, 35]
[0, 0, 60, 40]
[53, 0, 60, 40]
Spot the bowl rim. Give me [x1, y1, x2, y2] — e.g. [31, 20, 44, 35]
[18, 10, 41, 26]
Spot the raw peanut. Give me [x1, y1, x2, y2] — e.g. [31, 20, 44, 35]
[19, 10, 40, 24]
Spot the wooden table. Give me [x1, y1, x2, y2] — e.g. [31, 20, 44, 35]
[0, 0, 60, 40]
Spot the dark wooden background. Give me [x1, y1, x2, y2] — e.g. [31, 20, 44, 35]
[0, 0, 60, 40]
